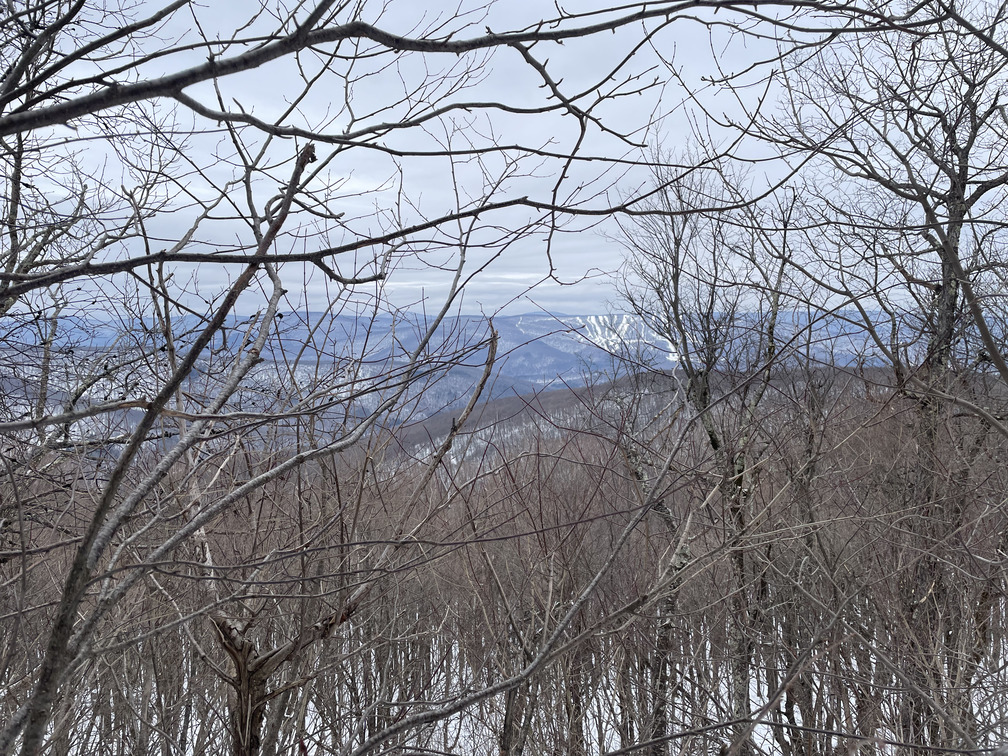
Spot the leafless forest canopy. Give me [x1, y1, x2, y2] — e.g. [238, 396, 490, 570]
[3, 2, 1008, 756]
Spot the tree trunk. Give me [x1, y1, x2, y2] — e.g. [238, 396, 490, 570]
[648, 606, 674, 756]
[214, 618, 269, 756]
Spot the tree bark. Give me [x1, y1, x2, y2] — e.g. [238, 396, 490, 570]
[214, 618, 269, 756]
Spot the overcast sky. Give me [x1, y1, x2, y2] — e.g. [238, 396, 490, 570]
[88, 1, 767, 319]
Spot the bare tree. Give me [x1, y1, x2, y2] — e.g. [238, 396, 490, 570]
[0, 2, 818, 755]
[16, 2, 1008, 755]
[617, 151, 805, 755]
[628, 2, 1008, 754]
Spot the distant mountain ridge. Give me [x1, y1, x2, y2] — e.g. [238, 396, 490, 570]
[13, 309, 885, 430]
[64, 309, 678, 386]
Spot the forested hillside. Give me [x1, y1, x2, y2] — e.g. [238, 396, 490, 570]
[6, 360, 1007, 755]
